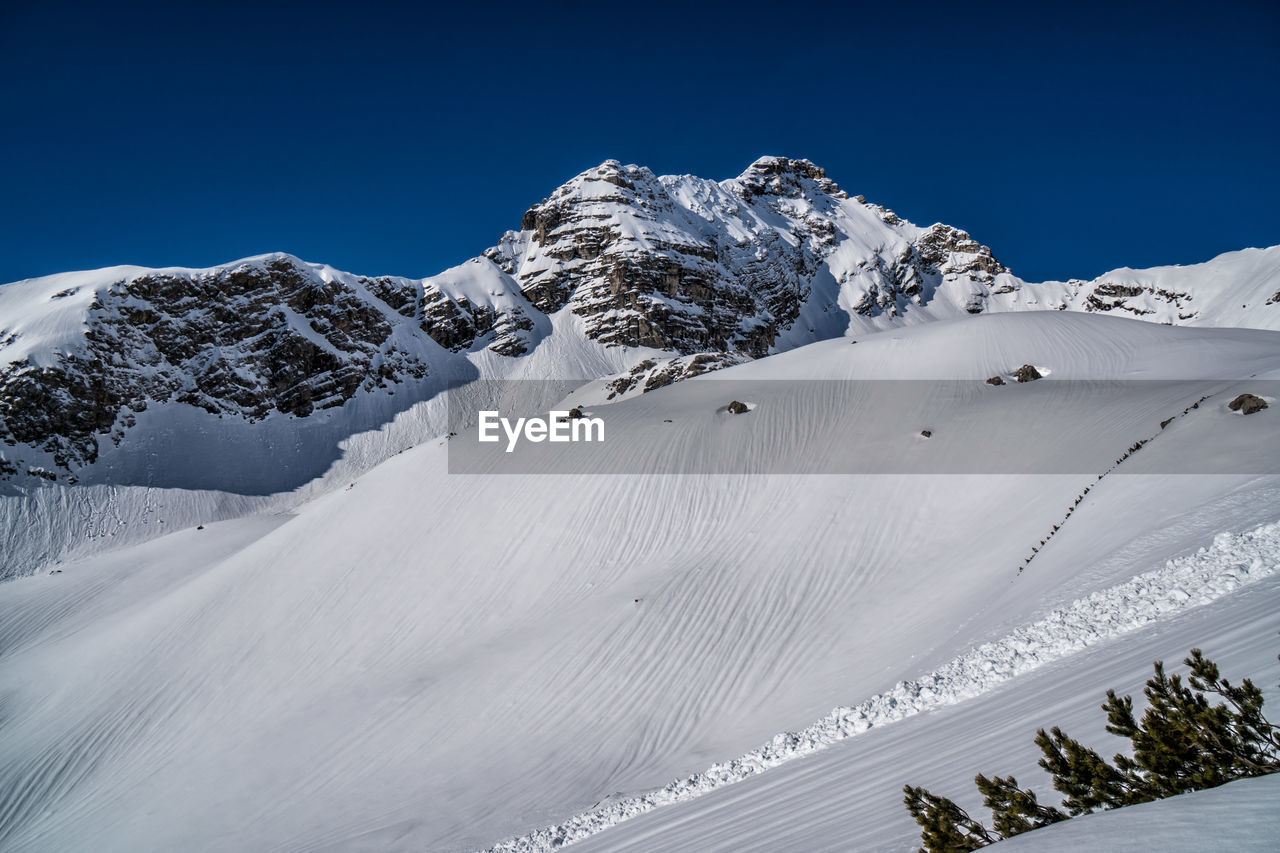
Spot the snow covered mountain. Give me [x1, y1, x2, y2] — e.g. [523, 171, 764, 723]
[1, 157, 1278, 852]
[3, 157, 1278, 494]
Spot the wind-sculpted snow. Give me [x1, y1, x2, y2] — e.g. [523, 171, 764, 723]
[484, 521, 1280, 852]
[2, 311, 1277, 849]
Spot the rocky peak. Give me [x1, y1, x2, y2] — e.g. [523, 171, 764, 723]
[517, 160, 659, 238]
[913, 223, 1008, 284]
[734, 156, 849, 201]
[485, 157, 866, 356]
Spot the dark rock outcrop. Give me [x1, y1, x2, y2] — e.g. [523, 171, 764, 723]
[605, 352, 747, 400]
[0, 252, 551, 476]
[1228, 393, 1268, 415]
[1081, 281, 1193, 318]
[0, 257, 437, 471]
[1014, 364, 1042, 383]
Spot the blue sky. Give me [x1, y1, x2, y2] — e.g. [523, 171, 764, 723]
[2, 0, 1277, 284]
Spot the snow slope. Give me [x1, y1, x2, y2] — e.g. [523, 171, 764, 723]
[1, 312, 1278, 852]
[494, 521, 1280, 850]
[992, 773, 1280, 852]
[570, 573, 1280, 853]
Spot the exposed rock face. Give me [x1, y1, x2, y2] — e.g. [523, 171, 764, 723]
[1, 257, 413, 468]
[485, 158, 843, 356]
[726, 400, 749, 414]
[0, 251, 553, 475]
[913, 224, 1007, 281]
[0, 256, 533, 473]
[1014, 364, 1042, 383]
[986, 375, 1006, 386]
[1, 356, 121, 469]
[1082, 281, 1193, 318]
[1228, 393, 1268, 415]
[605, 352, 749, 400]
[365, 266, 536, 357]
[845, 221, 1009, 318]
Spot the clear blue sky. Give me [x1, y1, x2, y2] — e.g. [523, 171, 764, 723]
[2, 0, 1277, 284]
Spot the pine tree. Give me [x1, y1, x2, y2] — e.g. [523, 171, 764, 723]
[904, 649, 1280, 850]
[902, 785, 998, 851]
[974, 773, 1069, 836]
[1103, 649, 1280, 795]
[1184, 649, 1280, 772]
[1033, 726, 1149, 813]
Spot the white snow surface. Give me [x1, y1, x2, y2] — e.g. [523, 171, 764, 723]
[486, 521, 1280, 851]
[571, 576, 1280, 852]
[990, 773, 1280, 852]
[1, 309, 1278, 852]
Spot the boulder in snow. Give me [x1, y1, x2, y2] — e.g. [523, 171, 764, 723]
[1014, 364, 1042, 383]
[1228, 393, 1268, 415]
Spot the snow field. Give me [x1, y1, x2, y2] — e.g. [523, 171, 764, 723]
[485, 522, 1280, 851]
[1, 313, 1277, 852]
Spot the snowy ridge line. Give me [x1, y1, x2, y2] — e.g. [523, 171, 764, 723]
[481, 521, 1280, 852]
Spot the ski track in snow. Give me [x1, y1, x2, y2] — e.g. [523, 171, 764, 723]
[483, 520, 1280, 852]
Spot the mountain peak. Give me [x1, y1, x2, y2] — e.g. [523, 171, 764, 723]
[740, 154, 826, 178]
[734, 155, 848, 200]
[569, 159, 659, 192]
